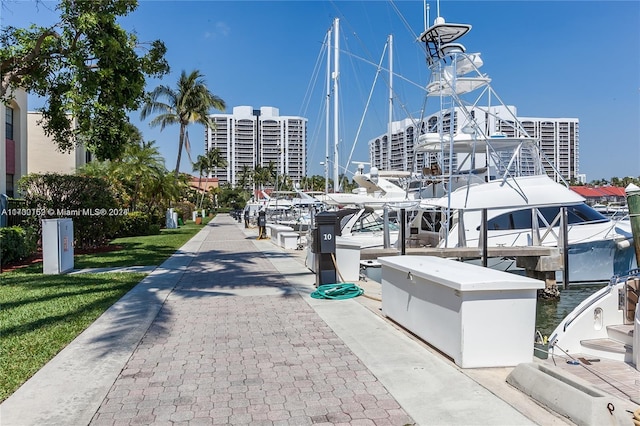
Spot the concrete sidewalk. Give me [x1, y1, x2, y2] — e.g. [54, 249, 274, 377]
[0, 214, 569, 425]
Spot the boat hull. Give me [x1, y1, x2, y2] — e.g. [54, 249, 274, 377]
[548, 269, 639, 365]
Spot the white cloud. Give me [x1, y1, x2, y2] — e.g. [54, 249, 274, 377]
[204, 21, 230, 39]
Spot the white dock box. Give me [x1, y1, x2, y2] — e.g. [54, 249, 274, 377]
[378, 255, 544, 368]
[42, 218, 74, 274]
[335, 237, 361, 282]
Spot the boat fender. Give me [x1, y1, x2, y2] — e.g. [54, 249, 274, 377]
[616, 238, 632, 250]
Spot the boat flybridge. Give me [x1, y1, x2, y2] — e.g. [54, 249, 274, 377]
[402, 15, 637, 283]
[416, 15, 545, 186]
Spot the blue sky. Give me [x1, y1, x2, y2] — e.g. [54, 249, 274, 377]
[2, 0, 639, 182]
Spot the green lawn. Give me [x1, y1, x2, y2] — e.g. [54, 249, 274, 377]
[74, 219, 210, 269]
[0, 217, 211, 402]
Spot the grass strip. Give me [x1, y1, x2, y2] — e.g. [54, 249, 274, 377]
[74, 218, 211, 269]
[0, 272, 145, 402]
[0, 216, 212, 402]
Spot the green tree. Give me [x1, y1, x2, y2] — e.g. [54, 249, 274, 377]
[192, 154, 209, 198]
[193, 148, 226, 208]
[150, 172, 187, 215]
[0, 0, 168, 160]
[339, 173, 358, 193]
[311, 175, 326, 192]
[218, 183, 248, 209]
[252, 165, 269, 192]
[78, 126, 176, 216]
[112, 139, 166, 212]
[140, 69, 225, 177]
[237, 165, 253, 191]
[205, 148, 226, 176]
[275, 174, 293, 192]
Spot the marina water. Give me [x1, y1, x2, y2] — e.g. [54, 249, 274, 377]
[535, 283, 602, 339]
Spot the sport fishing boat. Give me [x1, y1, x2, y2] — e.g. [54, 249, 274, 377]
[404, 13, 636, 283]
[408, 174, 636, 282]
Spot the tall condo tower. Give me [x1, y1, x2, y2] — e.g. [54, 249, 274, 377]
[204, 106, 308, 187]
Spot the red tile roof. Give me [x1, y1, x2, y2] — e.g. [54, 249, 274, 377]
[189, 176, 219, 192]
[570, 186, 626, 198]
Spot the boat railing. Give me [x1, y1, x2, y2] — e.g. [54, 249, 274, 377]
[559, 284, 616, 335]
[558, 269, 640, 334]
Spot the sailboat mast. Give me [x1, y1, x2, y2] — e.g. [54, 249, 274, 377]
[325, 27, 331, 194]
[388, 33, 393, 171]
[333, 17, 340, 191]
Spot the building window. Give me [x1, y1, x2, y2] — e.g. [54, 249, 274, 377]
[5, 106, 14, 140]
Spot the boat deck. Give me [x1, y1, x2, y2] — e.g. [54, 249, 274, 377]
[540, 353, 640, 404]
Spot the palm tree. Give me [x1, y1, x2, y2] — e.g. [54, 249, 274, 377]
[192, 154, 209, 207]
[140, 69, 225, 177]
[252, 165, 269, 192]
[311, 175, 325, 193]
[112, 139, 166, 211]
[193, 148, 226, 208]
[147, 171, 187, 214]
[205, 147, 226, 176]
[237, 165, 253, 191]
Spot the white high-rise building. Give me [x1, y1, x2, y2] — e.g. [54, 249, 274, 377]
[204, 106, 307, 187]
[369, 106, 579, 182]
[517, 117, 579, 182]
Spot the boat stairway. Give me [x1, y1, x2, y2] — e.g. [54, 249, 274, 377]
[580, 324, 634, 362]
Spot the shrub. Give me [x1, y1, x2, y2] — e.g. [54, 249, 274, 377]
[116, 212, 151, 238]
[17, 173, 120, 249]
[172, 201, 196, 223]
[115, 212, 162, 237]
[0, 226, 38, 266]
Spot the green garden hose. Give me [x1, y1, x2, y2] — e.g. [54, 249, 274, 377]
[310, 283, 364, 300]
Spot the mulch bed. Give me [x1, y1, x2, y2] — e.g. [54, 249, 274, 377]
[1, 245, 123, 273]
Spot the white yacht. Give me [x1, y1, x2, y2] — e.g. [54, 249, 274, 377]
[409, 175, 636, 283]
[402, 14, 636, 283]
[323, 163, 417, 209]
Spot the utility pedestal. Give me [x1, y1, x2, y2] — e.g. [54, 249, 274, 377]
[42, 218, 74, 274]
[311, 211, 338, 287]
[257, 211, 267, 239]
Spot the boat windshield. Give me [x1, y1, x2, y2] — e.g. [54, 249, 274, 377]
[343, 210, 399, 233]
[482, 204, 609, 231]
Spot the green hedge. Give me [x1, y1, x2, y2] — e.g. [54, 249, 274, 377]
[18, 173, 120, 250]
[0, 226, 37, 266]
[115, 212, 161, 238]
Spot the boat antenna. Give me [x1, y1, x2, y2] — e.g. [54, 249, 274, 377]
[424, 1, 429, 31]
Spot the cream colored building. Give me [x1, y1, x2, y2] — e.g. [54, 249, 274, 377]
[27, 112, 91, 175]
[1, 89, 28, 197]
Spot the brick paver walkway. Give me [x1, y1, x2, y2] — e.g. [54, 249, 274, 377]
[90, 216, 414, 425]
